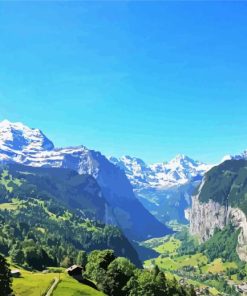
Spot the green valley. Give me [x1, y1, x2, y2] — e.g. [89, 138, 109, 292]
[0, 164, 197, 296]
[141, 223, 245, 296]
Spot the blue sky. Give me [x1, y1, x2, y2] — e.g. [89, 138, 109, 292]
[0, 1, 247, 164]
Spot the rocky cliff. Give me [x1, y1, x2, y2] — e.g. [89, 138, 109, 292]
[186, 160, 247, 261]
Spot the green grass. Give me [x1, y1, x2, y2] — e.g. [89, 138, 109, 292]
[202, 258, 237, 274]
[144, 253, 208, 271]
[0, 170, 22, 192]
[142, 226, 240, 295]
[12, 266, 104, 296]
[175, 253, 208, 267]
[0, 202, 19, 210]
[36, 227, 46, 234]
[141, 235, 170, 249]
[154, 237, 181, 254]
[209, 287, 221, 296]
[12, 269, 57, 296]
[53, 274, 105, 296]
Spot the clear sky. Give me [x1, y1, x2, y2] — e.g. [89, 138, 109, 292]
[0, 1, 247, 164]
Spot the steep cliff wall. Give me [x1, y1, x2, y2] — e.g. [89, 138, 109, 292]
[229, 208, 247, 261]
[186, 194, 247, 261]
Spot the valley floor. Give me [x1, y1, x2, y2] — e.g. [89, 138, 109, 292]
[140, 222, 246, 296]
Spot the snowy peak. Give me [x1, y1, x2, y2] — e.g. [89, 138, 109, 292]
[169, 154, 197, 166]
[111, 154, 212, 189]
[0, 120, 54, 152]
[0, 120, 170, 239]
[110, 155, 147, 175]
[0, 119, 211, 190]
[164, 154, 210, 180]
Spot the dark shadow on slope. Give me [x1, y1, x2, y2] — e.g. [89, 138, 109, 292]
[72, 275, 98, 290]
[131, 241, 159, 262]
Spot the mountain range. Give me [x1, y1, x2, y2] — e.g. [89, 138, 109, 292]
[0, 120, 170, 240]
[110, 155, 212, 223]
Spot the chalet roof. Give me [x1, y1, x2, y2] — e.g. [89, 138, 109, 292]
[66, 265, 83, 272]
[11, 269, 21, 274]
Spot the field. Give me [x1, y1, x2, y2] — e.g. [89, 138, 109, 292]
[52, 274, 105, 296]
[141, 232, 243, 295]
[0, 202, 19, 210]
[202, 258, 238, 274]
[12, 269, 57, 296]
[154, 237, 181, 254]
[144, 252, 208, 271]
[12, 266, 104, 296]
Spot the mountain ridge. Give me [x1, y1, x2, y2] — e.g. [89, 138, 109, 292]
[110, 154, 211, 189]
[110, 154, 212, 223]
[0, 120, 170, 240]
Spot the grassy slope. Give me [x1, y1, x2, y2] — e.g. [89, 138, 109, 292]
[12, 269, 57, 296]
[53, 274, 105, 296]
[0, 169, 22, 192]
[12, 266, 104, 296]
[202, 258, 237, 274]
[154, 237, 181, 254]
[0, 202, 19, 210]
[144, 252, 208, 271]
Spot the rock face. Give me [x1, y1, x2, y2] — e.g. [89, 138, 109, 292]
[186, 195, 228, 242]
[110, 155, 211, 223]
[187, 182, 247, 261]
[0, 120, 170, 240]
[229, 208, 247, 262]
[187, 159, 247, 261]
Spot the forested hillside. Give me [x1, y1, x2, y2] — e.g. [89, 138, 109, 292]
[198, 159, 247, 215]
[0, 164, 141, 268]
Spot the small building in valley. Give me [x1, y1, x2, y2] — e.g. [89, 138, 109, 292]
[66, 265, 83, 277]
[11, 269, 21, 278]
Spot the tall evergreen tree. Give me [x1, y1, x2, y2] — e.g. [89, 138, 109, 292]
[0, 254, 13, 296]
[76, 250, 87, 267]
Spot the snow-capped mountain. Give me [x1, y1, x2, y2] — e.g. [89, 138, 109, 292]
[0, 120, 54, 157]
[110, 155, 212, 223]
[110, 154, 211, 190]
[0, 120, 170, 240]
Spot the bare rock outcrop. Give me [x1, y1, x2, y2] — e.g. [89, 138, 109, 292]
[186, 194, 247, 261]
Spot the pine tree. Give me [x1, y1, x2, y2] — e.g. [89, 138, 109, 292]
[76, 250, 87, 267]
[0, 254, 13, 296]
[10, 246, 24, 264]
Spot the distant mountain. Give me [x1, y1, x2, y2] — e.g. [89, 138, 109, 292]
[0, 120, 170, 240]
[110, 155, 212, 223]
